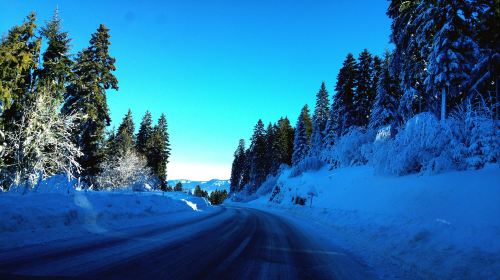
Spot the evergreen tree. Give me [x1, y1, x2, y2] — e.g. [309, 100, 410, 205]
[0, 13, 41, 175]
[229, 139, 246, 193]
[265, 122, 278, 175]
[136, 111, 153, 156]
[114, 109, 135, 156]
[174, 182, 183, 192]
[38, 8, 72, 101]
[326, 53, 357, 140]
[239, 148, 251, 190]
[62, 24, 118, 182]
[148, 114, 171, 187]
[353, 49, 374, 127]
[275, 117, 294, 167]
[369, 51, 402, 129]
[423, 0, 479, 121]
[310, 82, 330, 156]
[248, 119, 267, 192]
[292, 105, 312, 164]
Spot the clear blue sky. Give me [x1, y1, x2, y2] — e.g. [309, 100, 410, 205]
[1, 0, 392, 180]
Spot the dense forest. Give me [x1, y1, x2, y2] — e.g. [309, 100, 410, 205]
[0, 11, 171, 191]
[230, 0, 499, 195]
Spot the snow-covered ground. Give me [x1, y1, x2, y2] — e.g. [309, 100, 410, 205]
[0, 186, 212, 251]
[234, 164, 500, 279]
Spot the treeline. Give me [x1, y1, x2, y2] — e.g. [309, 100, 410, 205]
[0, 11, 171, 191]
[230, 0, 499, 195]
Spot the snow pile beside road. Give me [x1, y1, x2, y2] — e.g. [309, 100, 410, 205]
[245, 164, 500, 279]
[0, 186, 211, 250]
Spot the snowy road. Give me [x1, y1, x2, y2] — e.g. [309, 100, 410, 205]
[0, 206, 375, 280]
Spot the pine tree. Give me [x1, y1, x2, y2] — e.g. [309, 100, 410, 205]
[353, 49, 374, 128]
[229, 139, 246, 193]
[275, 117, 294, 166]
[0, 13, 41, 112]
[136, 111, 153, 157]
[38, 8, 72, 101]
[326, 53, 357, 140]
[388, 0, 429, 120]
[62, 24, 118, 182]
[369, 51, 401, 129]
[114, 109, 135, 156]
[292, 105, 312, 164]
[423, 0, 479, 121]
[248, 119, 267, 192]
[265, 122, 277, 175]
[148, 114, 171, 187]
[310, 82, 330, 156]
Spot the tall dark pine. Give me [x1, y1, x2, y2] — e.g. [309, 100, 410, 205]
[275, 117, 294, 167]
[292, 105, 312, 165]
[230, 139, 246, 193]
[265, 122, 278, 175]
[149, 114, 171, 187]
[115, 109, 135, 156]
[353, 49, 374, 127]
[248, 120, 267, 192]
[310, 82, 330, 156]
[62, 24, 118, 182]
[39, 8, 73, 101]
[136, 111, 153, 157]
[369, 52, 401, 130]
[327, 53, 357, 139]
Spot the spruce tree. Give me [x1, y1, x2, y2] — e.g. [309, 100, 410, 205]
[369, 51, 401, 130]
[38, 8, 72, 101]
[275, 117, 294, 166]
[248, 119, 267, 192]
[148, 114, 171, 187]
[62, 24, 118, 182]
[114, 109, 135, 156]
[136, 111, 153, 157]
[310, 82, 330, 156]
[292, 105, 312, 164]
[229, 139, 246, 193]
[353, 49, 374, 127]
[326, 53, 357, 140]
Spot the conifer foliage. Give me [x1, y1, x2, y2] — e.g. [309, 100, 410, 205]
[0, 12, 172, 191]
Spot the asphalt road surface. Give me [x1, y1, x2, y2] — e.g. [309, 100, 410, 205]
[0, 206, 376, 280]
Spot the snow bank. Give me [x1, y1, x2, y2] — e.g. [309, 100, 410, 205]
[0, 187, 212, 250]
[243, 164, 500, 279]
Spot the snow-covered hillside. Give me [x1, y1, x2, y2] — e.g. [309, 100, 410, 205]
[168, 179, 230, 194]
[233, 164, 500, 279]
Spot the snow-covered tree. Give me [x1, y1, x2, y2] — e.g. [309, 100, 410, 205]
[353, 49, 374, 127]
[369, 52, 401, 130]
[310, 82, 330, 156]
[292, 105, 312, 164]
[423, 0, 479, 122]
[1, 88, 82, 190]
[95, 149, 154, 191]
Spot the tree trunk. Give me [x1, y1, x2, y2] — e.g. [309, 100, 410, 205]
[441, 87, 446, 123]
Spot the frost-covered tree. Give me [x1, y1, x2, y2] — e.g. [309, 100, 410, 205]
[1, 88, 82, 190]
[292, 105, 312, 164]
[95, 149, 153, 191]
[423, 0, 479, 122]
[62, 24, 118, 182]
[310, 82, 330, 156]
[369, 52, 402, 129]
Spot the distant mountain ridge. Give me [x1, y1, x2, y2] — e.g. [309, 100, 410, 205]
[167, 179, 230, 193]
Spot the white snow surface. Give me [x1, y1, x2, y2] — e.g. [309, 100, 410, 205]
[234, 164, 500, 279]
[0, 185, 212, 250]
